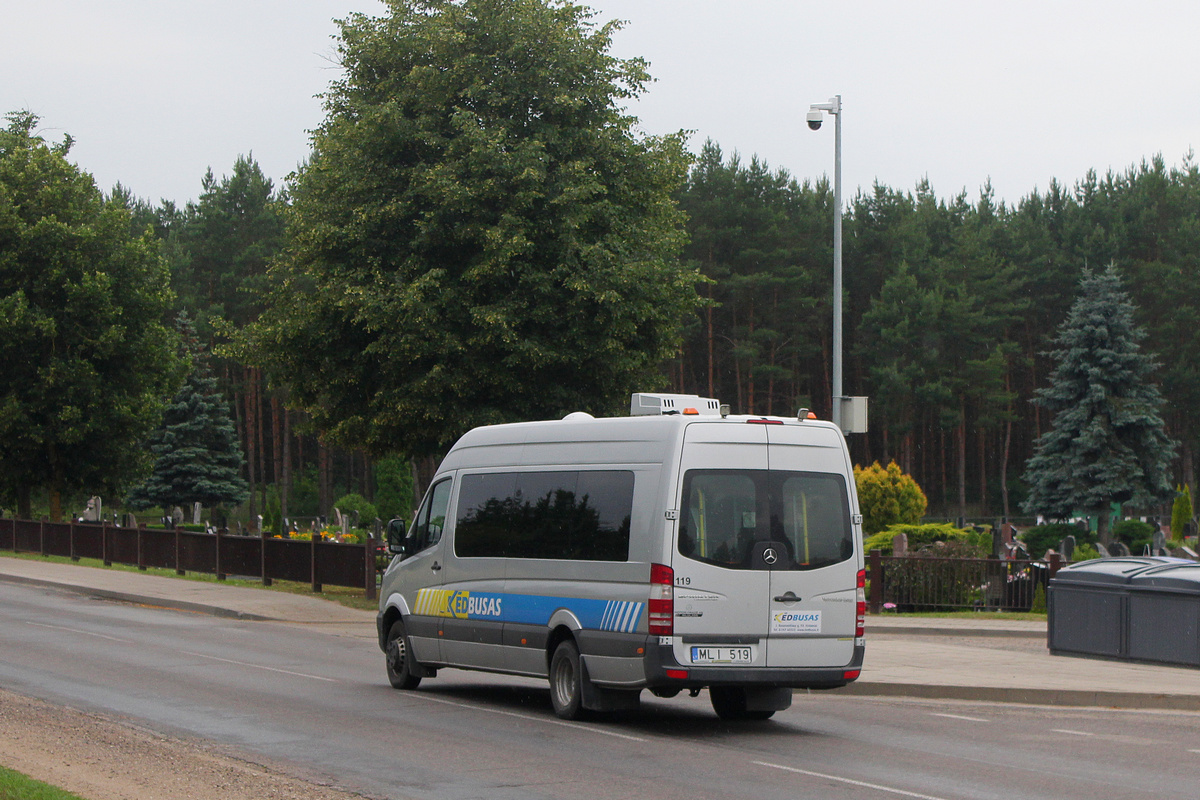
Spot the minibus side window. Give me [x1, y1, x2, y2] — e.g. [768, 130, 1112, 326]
[575, 470, 633, 561]
[455, 470, 633, 561]
[410, 478, 452, 555]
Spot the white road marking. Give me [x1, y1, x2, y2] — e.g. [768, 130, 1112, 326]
[754, 760, 951, 800]
[1052, 729, 1094, 736]
[24, 621, 336, 683]
[25, 621, 130, 643]
[412, 693, 648, 742]
[931, 712, 988, 722]
[178, 650, 338, 682]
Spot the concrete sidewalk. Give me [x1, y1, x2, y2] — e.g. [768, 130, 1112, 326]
[2, 555, 1198, 712]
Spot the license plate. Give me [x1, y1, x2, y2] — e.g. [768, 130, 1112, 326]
[690, 646, 753, 665]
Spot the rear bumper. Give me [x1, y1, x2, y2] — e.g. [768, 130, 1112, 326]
[642, 640, 865, 690]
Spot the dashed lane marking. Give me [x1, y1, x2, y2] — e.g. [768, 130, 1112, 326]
[754, 760, 952, 800]
[931, 712, 989, 722]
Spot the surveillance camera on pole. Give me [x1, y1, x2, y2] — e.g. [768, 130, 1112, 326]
[808, 95, 845, 431]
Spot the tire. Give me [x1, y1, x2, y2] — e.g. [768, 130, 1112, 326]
[709, 686, 775, 721]
[549, 639, 588, 720]
[385, 618, 422, 690]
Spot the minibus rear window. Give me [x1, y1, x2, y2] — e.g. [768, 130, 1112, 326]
[677, 470, 853, 570]
[455, 470, 634, 561]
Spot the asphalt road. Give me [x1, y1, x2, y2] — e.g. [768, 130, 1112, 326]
[2, 580, 1197, 800]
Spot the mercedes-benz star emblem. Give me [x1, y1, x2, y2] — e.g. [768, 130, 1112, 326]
[762, 548, 779, 565]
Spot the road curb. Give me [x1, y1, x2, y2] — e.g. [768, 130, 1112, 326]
[869, 625, 1046, 639]
[0, 572, 275, 621]
[836, 681, 1200, 712]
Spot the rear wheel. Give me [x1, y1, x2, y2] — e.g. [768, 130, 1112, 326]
[709, 686, 775, 720]
[549, 639, 588, 720]
[385, 618, 422, 690]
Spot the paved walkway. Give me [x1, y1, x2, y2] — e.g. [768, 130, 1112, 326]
[3, 555, 1198, 711]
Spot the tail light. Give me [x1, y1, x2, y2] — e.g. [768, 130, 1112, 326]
[649, 563, 674, 636]
[855, 568, 866, 638]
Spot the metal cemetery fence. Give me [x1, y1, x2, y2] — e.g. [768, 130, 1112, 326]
[867, 549, 1064, 613]
[0, 518, 377, 599]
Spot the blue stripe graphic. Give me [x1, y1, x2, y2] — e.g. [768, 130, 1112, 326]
[423, 591, 643, 633]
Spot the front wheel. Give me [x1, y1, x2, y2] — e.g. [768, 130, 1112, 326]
[549, 639, 588, 720]
[385, 618, 422, 690]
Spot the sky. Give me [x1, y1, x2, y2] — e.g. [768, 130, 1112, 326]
[4, 0, 1199, 209]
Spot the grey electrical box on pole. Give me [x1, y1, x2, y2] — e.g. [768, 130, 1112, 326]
[838, 396, 868, 434]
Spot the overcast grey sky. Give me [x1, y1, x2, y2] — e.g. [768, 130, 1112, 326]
[5, 1, 1198, 208]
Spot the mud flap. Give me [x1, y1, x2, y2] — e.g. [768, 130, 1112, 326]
[744, 687, 793, 712]
[580, 656, 641, 712]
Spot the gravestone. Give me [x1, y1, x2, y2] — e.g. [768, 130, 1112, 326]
[1152, 529, 1167, 556]
[1096, 542, 1111, 558]
[83, 496, 102, 522]
[1111, 541, 1131, 557]
[1060, 534, 1076, 561]
[192, 502, 202, 525]
[171, 506, 184, 525]
[891, 532, 908, 557]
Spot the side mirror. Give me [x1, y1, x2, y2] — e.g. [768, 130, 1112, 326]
[386, 518, 409, 557]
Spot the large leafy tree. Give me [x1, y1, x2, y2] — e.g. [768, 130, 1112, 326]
[0, 111, 181, 519]
[1021, 265, 1174, 544]
[126, 314, 248, 515]
[252, 0, 698, 458]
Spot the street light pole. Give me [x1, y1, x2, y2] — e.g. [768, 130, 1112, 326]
[807, 95, 842, 430]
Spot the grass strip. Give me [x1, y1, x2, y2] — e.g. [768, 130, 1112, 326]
[0, 765, 89, 800]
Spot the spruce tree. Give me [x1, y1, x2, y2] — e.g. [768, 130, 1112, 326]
[1021, 265, 1174, 545]
[126, 315, 248, 515]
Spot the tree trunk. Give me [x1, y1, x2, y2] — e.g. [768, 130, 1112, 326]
[364, 453, 374, 503]
[49, 489, 62, 523]
[978, 425, 987, 515]
[255, 368, 266, 517]
[957, 418, 967, 523]
[245, 369, 257, 524]
[747, 302, 755, 414]
[271, 393, 282, 502]
[318, 440, 331, 519]
[281, 407, 291, 527]
[412, 454, 441, 505]
[17, 486, 32, 520]
[939, 426, 947, 513]
[1097, 508, 1114, 548]
[706, 252, 715, 398]
[1181, 437, 1195, 497]
[1001, 412, 1013, 521]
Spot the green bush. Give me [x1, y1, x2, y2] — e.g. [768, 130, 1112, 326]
[1113, 519, 1155, 554]
[1020, 523, 1092, 559]
[854, 461, 927, 535]
[332, 493, 378, 527]
[863, 522, 979, 556]
[373, 455, 414, 521]
[1031, 582, 1047, 613]
[290, 466, 319, 517]
[264, 486, 282, 535]
[1170, 484, 1192, 539]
